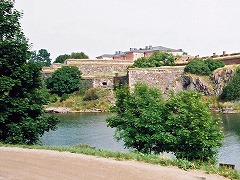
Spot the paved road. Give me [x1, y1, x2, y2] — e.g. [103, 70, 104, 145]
[0, 147, 228, 180]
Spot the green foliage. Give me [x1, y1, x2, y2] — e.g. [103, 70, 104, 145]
[29, 49, 52, 67]
[132, 52, 176, 68]
[220, 67, 240, 101]
[83, 88, 99, 101]
[54, 54, 70, 63]
[166, 91, 223, 161]
[69, 52, 89, 59]
[184, 58, 224, 75]
[54, 52, 89, 63]
[0, 0, 58, 144]
[49, 94, 58, 103]
[107, 83, 223, 161]
[46, 66, 82, 96]
[60, 94, 70, 102]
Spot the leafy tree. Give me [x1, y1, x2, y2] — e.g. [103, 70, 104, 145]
[69, 52, 89, 59]
[205, 58, 224, 72]
[132, 52, 176, 68]
[107, 83, 170, 153]
[220, 67, 240, 101]
[107, 83, 223, 161]
[184, 58, 224, 75]
[166, 90, 223, 161]
[29, 49, 52, 67]
[46, 66, 82, 96]
[0, 0, 58, 144]
[54, 54, 70, 63]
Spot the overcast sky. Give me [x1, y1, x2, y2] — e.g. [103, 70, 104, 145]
[15, 0, 240, 60]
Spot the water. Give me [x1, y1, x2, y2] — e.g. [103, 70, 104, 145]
[41, 112, 240, 169]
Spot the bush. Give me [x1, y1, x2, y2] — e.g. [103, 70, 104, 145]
[107, 83, 223, 161]
[184, 58, 225, 75]
[132, 52, 176, 68]
[46, 66, 82, 96]
[50, 94, 58, 103]
[60, 94, 70, 102]
[220, 67, 240, 101]
[83, 88, 99, 101]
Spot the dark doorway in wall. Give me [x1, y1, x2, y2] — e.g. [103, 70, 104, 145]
[102, 82, 107, 86]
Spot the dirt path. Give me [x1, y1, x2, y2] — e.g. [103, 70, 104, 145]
[0, 147, 228, 180]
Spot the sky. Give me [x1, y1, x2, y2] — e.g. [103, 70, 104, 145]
[15, 0, 240, 60]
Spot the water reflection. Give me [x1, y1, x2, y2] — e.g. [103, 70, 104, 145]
[41, 112, 240, 169]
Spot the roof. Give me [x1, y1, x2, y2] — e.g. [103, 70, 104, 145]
[97, 45, 183, 58]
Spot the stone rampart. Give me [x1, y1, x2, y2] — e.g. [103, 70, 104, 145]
[128, 66, 184, 94]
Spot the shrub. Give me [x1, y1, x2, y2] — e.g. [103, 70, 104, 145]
[184, 58, 225, 75]
[220, 67, 240, 101]
[50, 94, 58, 103]
[83, 88, 99, 101]
[60, 94, 70, 102]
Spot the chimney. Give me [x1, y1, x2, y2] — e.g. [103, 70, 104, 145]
[145, 46, 148, 49]
[149, 45, 152, 49]
[115, 51, 118, 54]
[223, 51, 226, 56]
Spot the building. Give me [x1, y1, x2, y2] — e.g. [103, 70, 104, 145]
[96, 45, 184, 60]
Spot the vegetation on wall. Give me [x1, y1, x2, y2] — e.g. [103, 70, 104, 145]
[54, 52, 89, 63]
[220, 66, 240, 101]
[107, 83, 223, 161]
[184, 58, 225, 75]
[45, 66, 82, 96]
[132, 52, 177, 68]
[0, 0, 58, 144]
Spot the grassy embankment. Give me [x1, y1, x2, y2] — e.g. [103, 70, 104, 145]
[0, 143, 239, 180]
[47, 88, 115, 112]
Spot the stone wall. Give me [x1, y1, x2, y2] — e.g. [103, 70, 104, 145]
[83, 77, 114, 88]
[128, 66, 184, 95]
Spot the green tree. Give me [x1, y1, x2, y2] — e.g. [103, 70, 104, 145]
[54, 54, 70, 63]
[107, 83, 223, 161]
[132, 52, 176, 68]
[0, 0, 58, 144]
[184, 58, 224, 75]
[107, 83, 170, 153]
[29, 49, 52, 67]
[46, 66, 82, 96]
[69, 52, 89, 59]
[220, 67, 240, 101]
[166, 90, 223, 161]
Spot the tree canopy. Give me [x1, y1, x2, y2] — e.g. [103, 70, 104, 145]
[184, 58, 225, 76]
[29, 49, 52, 67]
[0, 0, 58, 144]
[46, 66, 82, 96]
[54, 52, 89, 63]
[132, 52, 176, 68]
[107, 83, 223, 161]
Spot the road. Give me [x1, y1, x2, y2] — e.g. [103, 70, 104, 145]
[0, 147, 228, 180]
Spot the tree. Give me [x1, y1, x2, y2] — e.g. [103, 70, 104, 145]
[54, 54, 70, 63]
[46, 66, 82, 96]
[69, 52, 89, 59]
[132, 52, 176, 68]
[220, 67, 240, 101]
[0, 0, 58, 144]
[166, 90, 223, 161]
[184, 58, 224, 76]
[29, 49, 52, 67]
[107, 83, 223, 161]
[107, 83, 171, 153]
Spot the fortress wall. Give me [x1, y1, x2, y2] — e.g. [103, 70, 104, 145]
[128, 67, 184, 94]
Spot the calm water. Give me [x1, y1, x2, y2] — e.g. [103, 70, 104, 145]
[41, 112, 240, 169]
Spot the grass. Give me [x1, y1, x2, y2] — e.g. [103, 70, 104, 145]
[0, 143, 239, 179]
[47, 88, 114, 112]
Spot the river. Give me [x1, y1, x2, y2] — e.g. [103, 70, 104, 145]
[41, 112, 240, 169]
